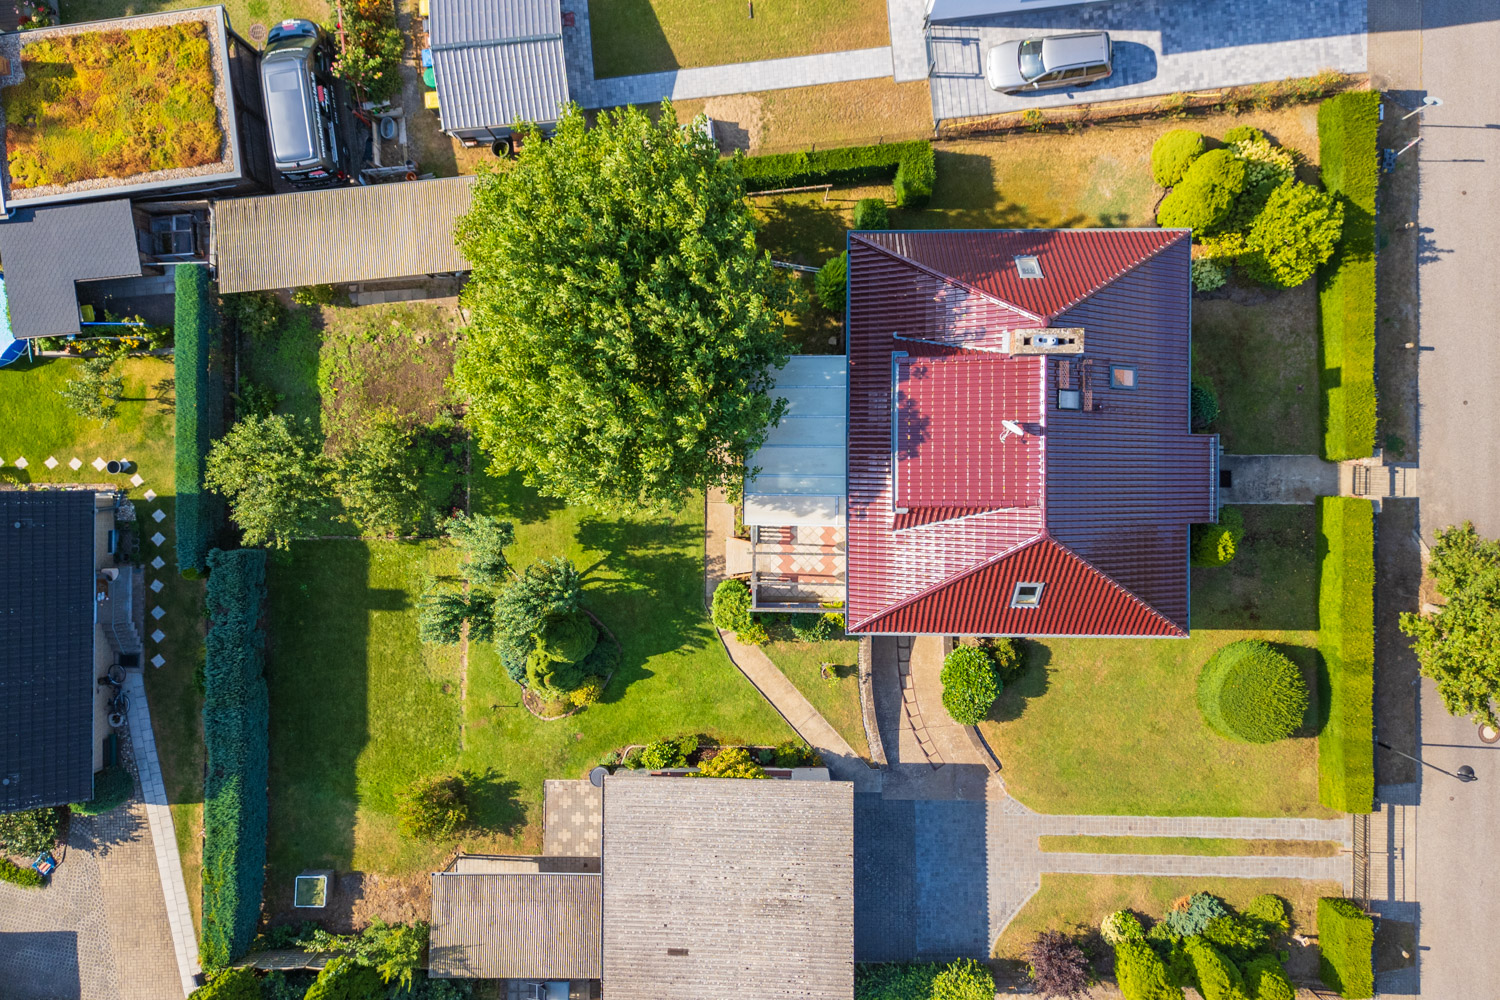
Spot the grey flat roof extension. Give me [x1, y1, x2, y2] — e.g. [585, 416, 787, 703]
[429, 872, 602, 979]
[0, 200, 142, 339]
[212, 176, 476, 292]
[744, 355, 847, 525]
[0, 490, 98, 812]
[428, 0, 570, 132]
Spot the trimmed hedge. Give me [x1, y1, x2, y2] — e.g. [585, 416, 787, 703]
[71, 764, 133, 816]
[1197, 639, 1308, 743]
[739, 140, 935, 208]
[1317, 90, 1379, 461]
[1317, 498, 1375, 813]
[200, 547, 270, 971]
[174, 263, 215, 576]
[1317, 898, 1374, 998]
[853, 197, 891, 230]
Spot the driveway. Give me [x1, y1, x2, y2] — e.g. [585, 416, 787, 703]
[925, 0, 1366, 123]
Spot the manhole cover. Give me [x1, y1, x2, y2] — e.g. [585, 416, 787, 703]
[248, 22, 267, 43]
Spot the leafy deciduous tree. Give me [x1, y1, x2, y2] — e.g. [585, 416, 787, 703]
[58, 356, 124, 423]
[452, 102, 790, 513]
[1400, 522, 1500, 727]
[332, 419, 430, 536]
[1028, 930, 1091, 998]
[205, 414, 330, 549]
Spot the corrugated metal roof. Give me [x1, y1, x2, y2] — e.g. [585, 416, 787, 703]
[0, 490, 98, 811]
[427, 0, 569, 131]
[845, 230, 1215, 637]
[0, 200, 142, 338]
[429, 872, 602, 979]
[602, 777, 854, 1000]
[213, 177, 476, 293]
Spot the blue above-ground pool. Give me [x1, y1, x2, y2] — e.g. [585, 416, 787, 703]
[0, 273, 25, 367]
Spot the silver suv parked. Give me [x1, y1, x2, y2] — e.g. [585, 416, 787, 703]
[261, 19, 349, 187]
[985, 31, 1113, 95]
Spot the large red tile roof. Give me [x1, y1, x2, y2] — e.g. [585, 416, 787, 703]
[845, 228, 1216, 637]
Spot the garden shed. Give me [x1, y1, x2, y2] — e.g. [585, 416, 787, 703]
[429, 867, 602, 980]
[0, 200, 141, 340]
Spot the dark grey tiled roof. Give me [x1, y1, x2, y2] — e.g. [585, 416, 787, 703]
[602, 777, 855, 1000]
[0, 201, 142, 339]
[429, 873, 602, 979]
[428, 0, 570, 132]
[0, 490, 98, 812]
[212, 176, 476, 293]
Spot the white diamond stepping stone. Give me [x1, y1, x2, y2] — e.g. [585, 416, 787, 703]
[92, 457, 106, 471]
[143, 489, 157, 501]
[150, 606, 165, 620]
[44, 456, 58, 469]
[150, 532, 166, 546]
[150, 654, 165, 668]
[69, 457, 82, 470]
[150, 578, 164, 593]
[130, 473, 144, 487]
[151, 508, 166, 523]
[150, 556, 165, 569]
[151, 629, 165, 643]
[13, 457, 26, 469]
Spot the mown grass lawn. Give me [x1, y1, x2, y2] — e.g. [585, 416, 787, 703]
[980, 506, 1336, 819]
[762, 638, 869, 760]
[60, 0, 330, 40]
[589, 0, 889, 78]
[0, 355, 207, 931]
[1037, 835, 1343, 858]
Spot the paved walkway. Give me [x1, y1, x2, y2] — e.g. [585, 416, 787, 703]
[927, 0, 1366, 123]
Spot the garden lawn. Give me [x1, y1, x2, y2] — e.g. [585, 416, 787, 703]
[589, 0, 888, 78]
[991, 873, 1340, 977]
[673, 79, 933, 155]
[980, 506, 1336, 818]
[762, 639, 870, 760]
[0, 355, 206, 931]
[61, 0, 331, 39]
[1037, 835, 1342, 858]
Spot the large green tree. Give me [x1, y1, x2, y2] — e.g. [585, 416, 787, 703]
[1401, 522, 1500, 726]
[331, 418, 430, 536]
[206, 414, 329, 549]
[452, 102, 790, 512]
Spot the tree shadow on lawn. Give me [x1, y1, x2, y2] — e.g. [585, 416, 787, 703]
[987, 641, 1052, 723]
[755, 194, 850, 266]
[1192, 506, 1319, 632]
[463, 768, 526, 837]
[472, 468, 565, 526]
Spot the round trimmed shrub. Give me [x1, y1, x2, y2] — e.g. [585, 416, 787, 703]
[1183, 938, 1244, 1000]
[1102, 909, 1146, 945]
[1114, 940, 1182, 1000]
[1190, 380, 1219, 430]
[72, 764, 134, 816]
[1191, 505, 1244, 567]
[1156, 149, 1247, 232]
[1197, 640, 1309, 743]
[536, 609, 598, 663]
[1223, 125, 1266, 144]
[1151, 129, 1206, 187]
[397, 774, 469, 840]
[1244, 179, 1344, 288]
[941, 644, 1000, 725]
[1242, 955, 1295, 1000]
[815, 251, 848, 315]
[568, 676, 606, 707]
[711, 578, 752, 632]
[1244, 893, 1290, 933]
[853, 197, 890, 230]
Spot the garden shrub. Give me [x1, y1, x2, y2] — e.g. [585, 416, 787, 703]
[1317, 897, 1374, 998]
[773, 739, 822, 768]
[1156, 149, 1247, 232]
[220, 291, 285, 342]
[398, 774, 469, 840]
[174, 263, 215, 576]
[931, 959, 993, 1000]
[854, 962, 940, 1000]
[940, 644, 1000, 725]
[697, 746, 766, 779]
[640, 740, 690, 769]
[1164, 892, 1228, 938]
[1151, 129, 1205, 186]
[0, 855, 44, 888]
[579, 637, 621, 678]
[189, 968, 263, 1000]
[737, 620, 771, 645]
[1317, 90, 1379, 461]
[1243, 894, 1290, 934]
[568, 676, 606, 707]
[1191, 380, 1220, 430]
[1223, 125, 1266, 144]
[791, 612, 839, 642]
[1244, 181, 1344, 288]
[711, 578, 753, 632]
[535, 609, 598, 664]
[816, 251, 849, 316]
[71, 764, 133, 816]
[1183, 938, 1246, 1000]
[200, 547, 269, 971]
[738, 140, 935, 204]
[1317, 498, 1375, 812]
[1197, 639, 1309, 743]
[304, 956, 384, 1000]
[980, 636, 1022, 684]
[853, 197, 891, 230]
[0, 806, 61, 855]
[1102, 909, 1145, 944]
[1191, 505, 1245, 567]
[1114, 940, 1183, 1000]
[1028, 931, 1089, 998]
[1201, 914, 1272, 964]
[493, 556, 586, 687]
[1241, 955, 1295, 1000]
[1191, 257, 1227, 292]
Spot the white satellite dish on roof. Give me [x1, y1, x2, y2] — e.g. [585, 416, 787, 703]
[1000, 419, 1025, 443]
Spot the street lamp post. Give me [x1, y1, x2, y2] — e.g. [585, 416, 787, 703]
[1377, 740, 1478, 782]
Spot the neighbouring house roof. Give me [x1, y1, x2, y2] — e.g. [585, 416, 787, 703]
[743, 354, 847, 527]
[601, 777, 854, 1000]
[0, 199, 142, 339]
[428, 0, 570, 134]
[0, 490, 98, 812]
[212, 176, 476, 293]
[429, 872, 602, 979]
[845, 229, 1217, 637]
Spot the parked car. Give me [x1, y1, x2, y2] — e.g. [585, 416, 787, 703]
[260, 19, 350, 187]
[985, 31, 1113, 95]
